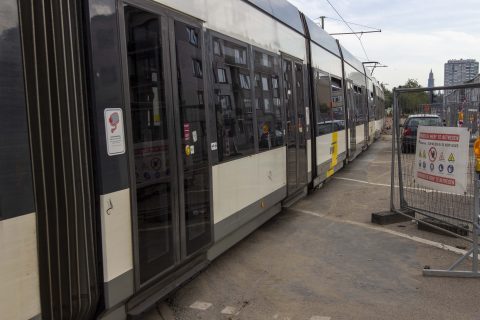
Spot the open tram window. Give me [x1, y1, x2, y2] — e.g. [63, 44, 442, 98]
[331, 77, 345, 131]
[314, 69, 332, 136]
[212, 37, 254, 161]
[254, 49, 284, 151]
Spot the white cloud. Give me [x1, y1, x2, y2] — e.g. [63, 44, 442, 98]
[288, 0, 480, 89]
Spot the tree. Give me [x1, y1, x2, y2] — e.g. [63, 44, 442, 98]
[397, 79, 429, 114]
[381, 83, 392, 109]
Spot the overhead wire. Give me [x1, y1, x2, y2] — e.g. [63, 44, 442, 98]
[323, 0, 370, 61]
[316, 16, 380, 32]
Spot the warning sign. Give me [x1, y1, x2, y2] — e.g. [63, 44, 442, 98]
[104, 108, 126, 156]
[414, 126, 469, 194]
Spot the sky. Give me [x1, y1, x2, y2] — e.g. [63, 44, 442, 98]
[288, 0, 480, 90]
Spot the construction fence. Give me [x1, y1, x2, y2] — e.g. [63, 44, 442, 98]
[390, 82, 480, 277]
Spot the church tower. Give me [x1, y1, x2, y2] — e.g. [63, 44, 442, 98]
[428, 69, 434, 88]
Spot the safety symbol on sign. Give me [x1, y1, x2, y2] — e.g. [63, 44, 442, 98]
[430, 163, 435, 171]
[428, 147, 437, 162]
[448, 153, 455, 162]
[108, 112, 120, 133]
[439, 152, 445, 161]
[419, 160, 422, 168]
[439, 164, 444, 172]
[447, 165, 454, 173]
[422, 150, 427, 159]
[423, 161, 426, 169]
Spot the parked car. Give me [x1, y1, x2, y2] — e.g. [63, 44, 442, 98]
[401, 114, 443, 153]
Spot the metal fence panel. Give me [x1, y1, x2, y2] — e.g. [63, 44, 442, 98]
[391, 83, 480, 277]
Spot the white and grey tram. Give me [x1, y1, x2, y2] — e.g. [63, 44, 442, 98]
[0, 0, 385, 319]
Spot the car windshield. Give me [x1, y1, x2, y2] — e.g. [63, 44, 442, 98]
[407, 117, 442, 127]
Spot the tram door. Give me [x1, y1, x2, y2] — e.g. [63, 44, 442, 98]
[283, 56, 308, 195]
[362, 85, 368, 146]
[346, 80, 356, 161]
[123, 5, 212, 286]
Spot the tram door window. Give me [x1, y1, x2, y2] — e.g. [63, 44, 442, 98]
[331, 77, 345, 131]
[314, 69, 332, 135]
[124, 6, 212, 286]
[295, 63, 308, 187]
[283, 57, 307, 195]
[346, 80, 356, 159]
[173, 20, 212, 257]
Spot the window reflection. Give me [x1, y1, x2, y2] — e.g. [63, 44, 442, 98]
[213, 37, 255, 161]
[331, 77, 345, 131]
[125, 6, 174, 283]
[314, 69, 332, 135]
[254, 50, 284, 151]
[175, 21, 211, 255]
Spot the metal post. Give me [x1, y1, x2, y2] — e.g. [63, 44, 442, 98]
[390, 89, 397, 212]
[320, 16, 325, 29]
[473, 172, 479, 273]
[395, 92, 406, 208]
[423, 156, 480, 278]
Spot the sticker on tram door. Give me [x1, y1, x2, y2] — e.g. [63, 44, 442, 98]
[184, 123, 191, 141]
[104, 108, 126, 156]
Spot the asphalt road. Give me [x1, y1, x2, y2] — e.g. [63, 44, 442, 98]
[145, 135, 480, 320]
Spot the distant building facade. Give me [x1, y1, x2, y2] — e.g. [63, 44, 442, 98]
[444, 59, 479, 86]
[428, 69, 434, 88]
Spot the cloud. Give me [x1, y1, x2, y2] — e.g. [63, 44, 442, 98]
[287, 0, 480, 89]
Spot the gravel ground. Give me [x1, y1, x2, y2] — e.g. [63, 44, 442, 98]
[143, 134, 480, 320]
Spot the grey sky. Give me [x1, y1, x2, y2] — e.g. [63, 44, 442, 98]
[288, 0, 480, 89]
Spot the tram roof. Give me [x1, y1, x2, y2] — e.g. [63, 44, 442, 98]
[304, 16, 341, 57]
[244, 0, 305, 35]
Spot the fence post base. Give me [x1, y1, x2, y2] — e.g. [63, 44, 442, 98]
[423, 270, 480, 278]
[422, 247, 480, 278]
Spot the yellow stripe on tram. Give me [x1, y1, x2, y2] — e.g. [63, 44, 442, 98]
[327, 131, 338, 178]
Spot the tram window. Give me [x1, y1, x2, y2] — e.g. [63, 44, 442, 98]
[331, 77, 345, 131]
[212, 37, 255, 161]
[353, 86, 365, 124]
[125, 6, 174, 282]
[254, 49, 284, 151]
[314, 69, 332, 136]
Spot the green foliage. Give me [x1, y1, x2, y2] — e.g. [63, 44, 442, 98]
[381, 83, 392, 109]
[397, 79, 429, 114]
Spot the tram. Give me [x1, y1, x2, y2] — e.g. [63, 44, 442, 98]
[0, 0, 385, 319]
